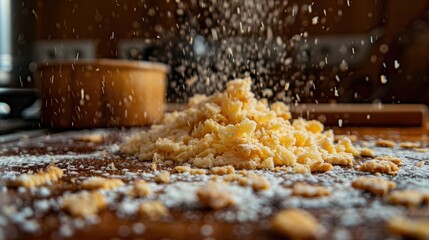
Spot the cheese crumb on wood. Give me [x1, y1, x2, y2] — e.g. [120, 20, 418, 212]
[388, 190, 428, 207]
[6, 165, 63, 188]
[292, 183, 330, 198]
[387, 216, 429, 239]
[75, 134, 104, 143]
[374, 156, 402, 166]
[294, 164, 311, 174]
[196, 182, 235, 210]
[323, 153, 353, 166]
[334, 134, 357, 142]
[271, 209, 324, 239]
[222, 174, 242, 182]
[129, 180, 152, 197]
[336, 137, 360, 156]
[375, 139, 396, 148]
[174, 166, 207, 175]
[154, 171, 170, 184]
[399, 142, 420, 149]
[210, 165, 235, 175]
[309, 162, 334, 173]
[273, 166, 290, 172]
[351, 177, 396, 196]
[61, 191, 106, 217]
[359, 160, 399, 175]
[81, 177, 123, 190]
[414, 148, 428, 153]
[360, 147, 375, 157]
[139, 201, 169, 219]
[220, 173, 270, 191]
[247, 173, 270, 191]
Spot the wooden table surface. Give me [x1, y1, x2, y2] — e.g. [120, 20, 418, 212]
[0, 126, 428, 240]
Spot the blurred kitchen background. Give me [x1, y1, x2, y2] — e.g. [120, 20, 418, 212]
[2, 0, 429, 130]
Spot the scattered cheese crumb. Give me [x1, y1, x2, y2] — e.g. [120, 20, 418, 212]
[139, 201, 169, 219]
[174, 166, 207, 175]
[375, 139, 396, 148]
[309, 162, 334, 173]
[271, 209, 324, 239]
[414, 148, 428, 153]
[334, 134, 357, 142]
[417, 161, 425, 168]
[218, 172, 269, 191]
[292, 183, 330, 198]
[273, 166, 290, 172]
[294, 164, 311, 174]
[323, 153, 353, 166]
[388, 190, 428, 208]
[360, 148, 375, 157]
[387, 216, 429, 239]
[61, 191, 106, 217]
[210, 165, 235, 175]
[196, 182, 236, 210]
[75, 134, 103, 143]
[129, 180, 152, 197]
[359, 160, 399, 175]
[6, 166, 63, 188]
[154, 171, 170, 184]
[81, 177, 123, 190]
[399, 142, 420, 149]
[247, 173, 270, 191]
[222, 174, 242, 183]
[374, 156, 402, 166]
[351, 177, 396, 195]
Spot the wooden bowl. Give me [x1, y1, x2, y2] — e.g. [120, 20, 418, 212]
[34, 59, 168, 128]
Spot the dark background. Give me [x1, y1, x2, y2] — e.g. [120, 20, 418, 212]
[18, 0, 429, 104]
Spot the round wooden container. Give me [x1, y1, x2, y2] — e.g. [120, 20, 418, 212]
[34, 59, 168, 128]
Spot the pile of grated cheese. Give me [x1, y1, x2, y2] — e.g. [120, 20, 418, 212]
[121, 78, 360, 172]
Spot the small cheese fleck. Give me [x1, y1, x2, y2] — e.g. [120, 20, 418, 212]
[388, 190, 428, 208]
[351, 177, 396, 195]
[399, 142, 420, 149]
[129, 180, 152, 197]
[247, 173, 270, 191]
[292, 183, 330, 198]
[81, 177, 123, 190]
[196, 182, 236, 210]
[375, 139, 396, 148]
[387, 216, 429, 239]
[154, 171, 170, 184]
[271, 209, 324, 239]
[334, 134, 357, 142]
[323, 153, 354, 166]
[139, 201, 169, 219]
[174, 166, 207, 175]
[210, 165, 235, 175]
[6, 166, 64, 188]
[414, 148, 428, 153]
[294, 164, 311, 174]
[75, 134, 104, 143]
[359, 160, 399, 175]
[374, 156, 402, 166]
[360, 148, 375, 157]
[309, 162, 334, 173]
[61, 191, 106, 217]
